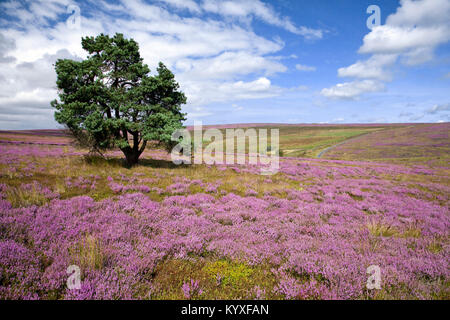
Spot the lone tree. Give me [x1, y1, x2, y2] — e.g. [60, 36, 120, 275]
[51, 33, 186, 165]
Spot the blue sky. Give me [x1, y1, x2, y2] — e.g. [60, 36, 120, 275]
[0, 0, 449, 129]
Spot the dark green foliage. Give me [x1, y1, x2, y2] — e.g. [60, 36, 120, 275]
[51, 33, 186, 165]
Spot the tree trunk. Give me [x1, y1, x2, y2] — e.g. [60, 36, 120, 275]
[123, 149, 140, 166]
[121, 138, 147, 166]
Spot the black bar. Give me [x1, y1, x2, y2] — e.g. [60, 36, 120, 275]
[0, 300, 446, 319]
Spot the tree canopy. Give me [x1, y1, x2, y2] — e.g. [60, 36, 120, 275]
[51, 33, 186, 165]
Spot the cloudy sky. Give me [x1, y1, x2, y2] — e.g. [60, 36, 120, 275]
[0, 0, 449, 129]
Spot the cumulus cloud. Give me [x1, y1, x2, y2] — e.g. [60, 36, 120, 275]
[0, 0, 323, 129]
[184, 77, 281, 105]
[320, 80, 385, 100]
[359, 25, 449, 58]
[337, 54, 397, 81]
[322, 0, 450, 99]
[175, 51, 286, 80]
[359, 0, 450, 60]
[0, 46, 80, 129]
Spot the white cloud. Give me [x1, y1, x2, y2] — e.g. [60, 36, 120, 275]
[2, 0, 71, 27]
[322, 0, 450, 100]
[398, 103, 450, 122]
[92, 0, 126, 12]
[401, 47, 435, 65]
[175, 51, 286, 80]
[0, 0, 322, 128]
[201, 0, 323, 39]
[426, 103, 450, 114]
[0, 46, 79, 128]
[386, 0, 450, 27]
[359, 0, 450, 60]
[320, 80, 385, 100]
[185, 77, 281, 105]
[227, 77, 272, 91]
[295, 64, 316, 72]
[337, 54, 397, 81]
[359, 25, 450, 58]
[158, 0, 202, 13]
[0, 33, 16, 63]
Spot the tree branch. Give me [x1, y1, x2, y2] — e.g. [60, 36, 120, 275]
[139, 140, 147, 154]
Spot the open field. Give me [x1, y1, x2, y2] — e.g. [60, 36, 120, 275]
[260, 125, 386, 158]
[186, 124, 409, 158]
[322, 123, 450, 167]
[0, 123, 449, 300]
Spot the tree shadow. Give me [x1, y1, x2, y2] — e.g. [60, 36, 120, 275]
[83, 153, 190, 170]
[136, 158, 189, 169]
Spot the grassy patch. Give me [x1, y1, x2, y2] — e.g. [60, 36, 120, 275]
[367, 221, 397, 237]
[68, 235, 105, 270]
[203, 260, 254, 287]
[5, 185, 51, 207]
[149, 258, 278, 300]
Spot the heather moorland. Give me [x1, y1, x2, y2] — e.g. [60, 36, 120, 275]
[0, 123, 448, 300]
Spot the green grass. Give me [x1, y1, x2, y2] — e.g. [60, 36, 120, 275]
[148, 258, 279, 300]
[189, 125, 388, 159]
[277, 127, 383, 158]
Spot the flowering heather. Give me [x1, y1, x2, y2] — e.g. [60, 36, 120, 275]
[182, 280, 203, 299]
[109, 182, 151, 194]
[0, 126, 449, 300]
[323, 123, 450, 166]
